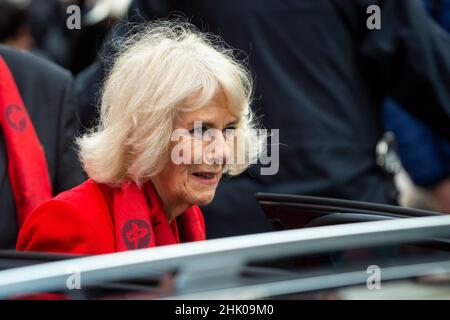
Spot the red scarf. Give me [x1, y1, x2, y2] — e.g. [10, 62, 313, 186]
[0, 56, 52, 227]
[112, 180, 205, 251]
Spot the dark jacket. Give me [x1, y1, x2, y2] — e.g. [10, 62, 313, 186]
[76, 0, 450, 238]
[0, 45, 84, 249]
[383, 0, 450, 188]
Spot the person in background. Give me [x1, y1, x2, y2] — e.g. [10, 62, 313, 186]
[0, 0, 129, 75]
[0, 0, 33, 50]
[383, 0, 450, 213]
[0, 45, 84, 249]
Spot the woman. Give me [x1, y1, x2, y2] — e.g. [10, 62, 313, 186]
[16, 21, 261, 254]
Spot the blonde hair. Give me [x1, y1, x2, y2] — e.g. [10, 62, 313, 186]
[77, 20, 262, 186]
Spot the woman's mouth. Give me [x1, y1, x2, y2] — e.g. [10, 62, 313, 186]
[191, 171, 219, 185]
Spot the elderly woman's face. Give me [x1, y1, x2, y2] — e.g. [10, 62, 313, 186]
[152, 92, 238, 213]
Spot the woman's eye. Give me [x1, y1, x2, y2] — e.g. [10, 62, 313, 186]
[223, 126, 237, 135]
[191, 126, 208, 135]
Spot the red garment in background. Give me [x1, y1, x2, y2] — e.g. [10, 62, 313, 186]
[0, 56, 52, 228]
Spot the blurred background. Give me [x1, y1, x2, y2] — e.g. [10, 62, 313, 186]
[0, 0, 131, 73]
[1, 0, 449, 239]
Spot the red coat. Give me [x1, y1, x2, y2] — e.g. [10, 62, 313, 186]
[16, 179, 206, 255]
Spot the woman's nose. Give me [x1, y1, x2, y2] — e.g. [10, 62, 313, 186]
[203, 130, 231, 165]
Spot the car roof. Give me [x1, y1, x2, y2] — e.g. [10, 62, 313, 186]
[0, 215, 449, 299]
